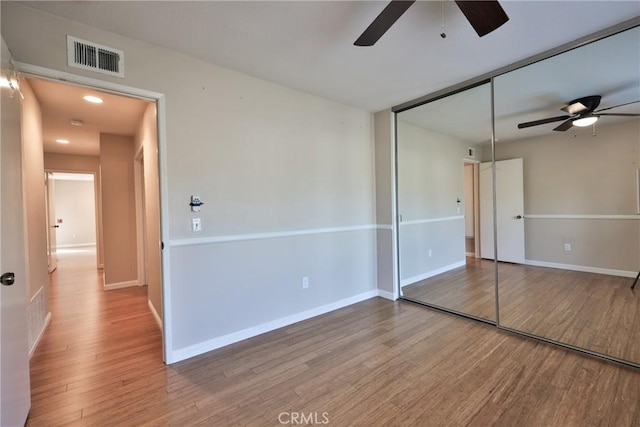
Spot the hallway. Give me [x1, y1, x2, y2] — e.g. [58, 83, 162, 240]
[27, 247, 164, 425]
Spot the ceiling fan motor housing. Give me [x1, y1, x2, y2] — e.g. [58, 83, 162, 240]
[564, 95, 602, 115]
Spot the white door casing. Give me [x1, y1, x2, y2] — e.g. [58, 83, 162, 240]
[0, 69, 31, 425]
[45, 172, 58, 273]
[479, 158, 525, 263]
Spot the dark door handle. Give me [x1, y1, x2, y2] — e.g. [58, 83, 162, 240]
[1, 272, 15, 286]
[515, 215, 523, 219]
[51, 225, 60, 228]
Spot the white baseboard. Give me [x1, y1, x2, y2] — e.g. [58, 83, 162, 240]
[104, 280, 139, 291]
[56, 243, 97, 249]
[170, 289, 379, 363]
[465, 252, 475, 257]
[29, 312, 51, 359]
[401, 260, 467, 287]
[377, 289, 397, 301]
[524, 259, 636, 278]
[148, 299, 163, 332]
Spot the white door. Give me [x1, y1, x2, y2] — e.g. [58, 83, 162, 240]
[0, 62, 31, 425]
[45, 172, 58, 273]
[479, 158, 525, 263]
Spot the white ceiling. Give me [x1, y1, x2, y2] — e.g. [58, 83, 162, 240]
[28, 77, 150, 156]
[19, 1, 640, 113]
[14, 1, 639, 156]
[399, 25, 640, 144]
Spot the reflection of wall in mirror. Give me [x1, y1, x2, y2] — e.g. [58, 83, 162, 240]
[490, 119, 639, 276]
[397, 121, 484, 286]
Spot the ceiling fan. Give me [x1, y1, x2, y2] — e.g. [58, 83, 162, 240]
[354, 0, 509, 47]
[517, 96, 640, 132]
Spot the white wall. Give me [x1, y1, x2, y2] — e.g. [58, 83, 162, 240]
[53, 179, 96, 247]
[493, 119, 640, 273]
[1, 3, 377, 361]
[397, 121, 469, 285]
[100, 134, 138, 287]
[134, 103, 163, 322]
[19, 78, 52, 355]
[374, 109, 396, 299]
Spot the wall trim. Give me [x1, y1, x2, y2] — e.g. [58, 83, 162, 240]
[401, 260, 467, 287]
[400, 215, 464, 226]
[524, 214, 639, 220]
[169, 224, 379, 247]
[148, 299, 163, 332]
[524, 259, 636, 278]
[170, 289, 379, 363]
[104, 280, 139, 291]
[56, 243, 97, 249]
[29, 312, 51, 359]
[377, 290, 396, 301]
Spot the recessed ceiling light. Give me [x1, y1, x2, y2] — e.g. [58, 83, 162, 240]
[70, 119, 84, 127]
[56, 139, 70, 144]
[83, 95, 103, 104]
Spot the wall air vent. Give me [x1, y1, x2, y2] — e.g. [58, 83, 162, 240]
[67, 36, 125, 78]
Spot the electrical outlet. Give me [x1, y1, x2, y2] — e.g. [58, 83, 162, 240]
[192, 218, 202, 232]
[564, 243, 571, 251]
[302, 277, 309, 289]
[428, 249, 432, 257]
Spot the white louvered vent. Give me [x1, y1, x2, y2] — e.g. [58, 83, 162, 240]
[67, 36, 125, 78]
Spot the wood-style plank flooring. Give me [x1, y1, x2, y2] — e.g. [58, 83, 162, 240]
[402, 257, 496, 321]
[27, 250, 640, 426]
[402, 258, 640, 364]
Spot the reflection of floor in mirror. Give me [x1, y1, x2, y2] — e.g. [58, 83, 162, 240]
[497, 263, 640, 364]
[402, 257, 496, 321]
[402, 258, 640, 364]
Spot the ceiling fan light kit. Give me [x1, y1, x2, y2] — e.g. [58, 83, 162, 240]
[517, 95, 640, 132]
[572, 115, 598, 127]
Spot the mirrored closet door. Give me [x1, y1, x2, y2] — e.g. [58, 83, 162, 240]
[397, 82, 497, 322]
[493, 26, 640, 364]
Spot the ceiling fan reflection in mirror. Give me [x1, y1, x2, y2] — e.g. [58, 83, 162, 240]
[517, 96, 640, 132]
[354, 0, 509, 46]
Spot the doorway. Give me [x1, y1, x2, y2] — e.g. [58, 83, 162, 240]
[45, 172, 98, 269]
[24, 74, 165, 359]
[463, 161, 480, 258]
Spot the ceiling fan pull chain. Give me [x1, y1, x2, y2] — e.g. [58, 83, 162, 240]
[441, 0, 447, 38]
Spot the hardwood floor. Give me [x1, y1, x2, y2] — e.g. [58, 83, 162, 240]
[401, 258, 640, 364]
[27, 250, 640, 426]
[402, 257, 496, 321]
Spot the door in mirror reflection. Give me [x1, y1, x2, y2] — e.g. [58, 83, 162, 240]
[397, 82, 496, 322]
[494, 26, 640, 364]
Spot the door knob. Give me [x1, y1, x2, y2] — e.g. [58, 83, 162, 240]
[51, 225, 60, 228]
[515, 215, 523, 219]
[1, 272, 15, 286]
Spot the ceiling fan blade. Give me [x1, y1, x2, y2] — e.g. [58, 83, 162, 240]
[594, 99, 640, 113]
[454, 0, 509, 37]
[553, 119, 575, 132]
[517, 115, 570, 129]
[596, 113, 640, 117]
[354, 0, 416, 46]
